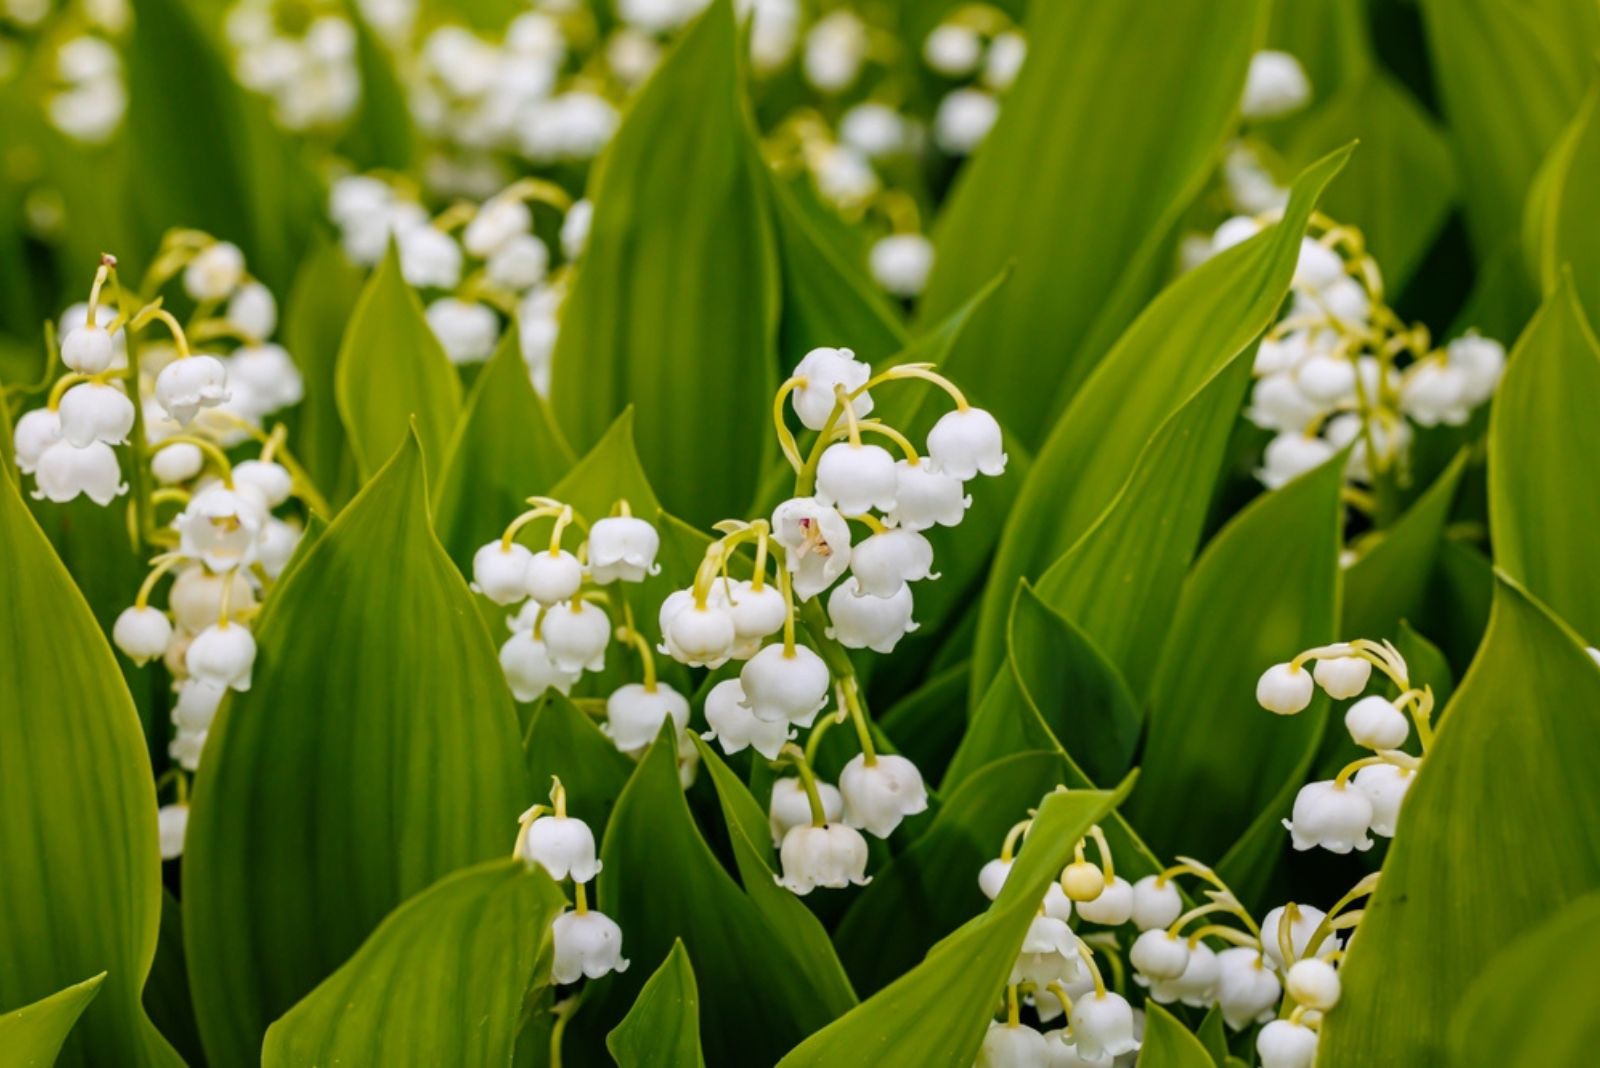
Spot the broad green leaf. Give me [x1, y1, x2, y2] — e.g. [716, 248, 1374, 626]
[1320, 577, 1600, 1066]
[1417, 0, 1586, 257]
[1127, 454, 1344, 865]
[776, 782, 1131, 1068]
[184, 436, 527, 1066]
[566, 729, 850, 1067]
[1447, 892, 1600, 1067]
[1139, 1003, 1216, 1068]
[607, 940, 707, 1068]
[263, 860, 565, 1067]
[919, 0, 1269, 446]
[1287, 71, 1457, 290]
[334, 244, 463, 480]
[0, 975, 106, 1066]
[0, 473, 179, 1068]
[523, 693, 637, 834]
[971, 149, 1349, 696]
[548, 0, 777, 526]
[1418, 536, 1496, 675]
[833, 751, 1069, 995]
[434, 326, 575, 570]
[1195, 1005, 1231, 1067]
[544, 408, 660, 521]
[1488, 277, 1600, 643]
[878, 661, 970, 782]
[1342, 450, 1467, 639]
[282, 234, 365, 508]
[144, 891, 204, 1067]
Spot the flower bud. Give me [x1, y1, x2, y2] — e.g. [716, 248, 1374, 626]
[978, 858, 1012, 901]
[525, 549, 584, 606]
[825, 581, 916, 653]
[32, 439, 127, 505]
[848, 528, 935, 597]
[551, 908, 629, 984]
[604, 682, 690, 754]
[498, 631, 579, 701]
[158, 803, 189, 860]
[790, 347, 873, 431]
[61, 323, 115, 373]
[869, 233, 934, 299]
[113, 605, 173, 664]
[232, 459, 293, 508]
[1060, 860, 1105, 902]
[183, 242, 246, 301]
[539, 600, 609, 673]
[776, 822, 871, 894]
[838, 753, 928, 838]
[934, 87, 998, 154]
[473, 541, 534, 605]
[1286, 957, 1341, 1011]
[58, 382, 134, 446]
[1283, 780, 1374, 853]
[1353, 762, 1413, 837]
[740, 644, 830, 726]
[1312, 655, 1371, 699]
[152, 442, 203, 484]
[155, 355, 230, 425]
[725, 580, 786, 642]
[1130, 875, 1183, 931]
[1131, 929, 1189, 981]
[1256, 1018, 1319, 1068]
[1240, 50, 1310, 121]
[1344, 694, 1409, 750]
[702, 679, 793, 760]
[426, 298, 498, 364]
[519, 814, 600, 882]
[186, 623, 256, 692]
[923, 23, 982, 76]
[926, 407, 1006, 479]
[226, 281, 278, 339]
[815, 441, 898, 515]
[587, 515, 660, 583]
[1256, 662, 1314, 714]
[1075, 875, 1134, 926]
[768, 777, 841, 846]
[1068, 991, 1140, 1062]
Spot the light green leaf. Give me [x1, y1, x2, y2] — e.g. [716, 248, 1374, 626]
[776, 782, 1132, 1068]
[184, 435, 528, 1066]
[1447, 892, 1600, 1067]
[1127, 454, 1344, 867]
[548, 0, 777, 526]
[1488, 276, 1600, 643]
[1139, 1003, 1216, 1068]
[263, 860, 564, 1067]
[919, 0, 1269, 446]
[434, 326, 575, 570]
[0, 473, 180, 1068]
[522, 693, 637, 835]
[1320, 576, 1600, 1066]
[0, 975, 106, 1067]
[282, 234, 365, 508]
[335, 244, 463, 480]
[971, 149, 1349, 697]
[606, 940, 707, 1068]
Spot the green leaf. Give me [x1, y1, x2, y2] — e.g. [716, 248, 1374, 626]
[1447, 892, 1600, 1067]
[1319, 576, 1600, 1066]
[1342, 450, 1467, 639]
[263, 860, 564, 1067]
[523, 693, 637, 834]
[971, 149, 1349, 696]
[434, 326, 575, 569]
[336, 2, 416, 171]
[1126, 454, 1344, 867]
[144, 891, 205, 1067]
[919, 0, 1269, 446]
[877, 661, 970, 782]
[1488, 276, 1600, 643]
[282, 234, 365, 508]
[0, 474, 180, 1068]
[776, 782, 1132, 1068]
[0, 975, 106, 1066]
[1138, 1003, 1216, 1068]
[335, 244, 463, 480]
[548, 0, 777, 526]
[184, 435, 528, 1066]
[606, 940, 707, 1068]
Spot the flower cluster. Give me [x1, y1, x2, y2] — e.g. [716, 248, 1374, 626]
[3, 0, 133, 146]
[329, 173, 588, 392]
[224, 0, 362, 133]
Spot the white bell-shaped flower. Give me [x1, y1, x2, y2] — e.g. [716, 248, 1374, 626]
[838, 752, 928, 838]
[551, 908, 629, 984]
[540, 600, 609, 673]
[113, 605, 173, 664]
[923, 22, 982, 75]
[228, 343, 304, 414]
[1257, 432, 1335, 490]
[934, 87, 998, 154]
[927, 407, 1006, 479]
[426, 298, 499, 364]
[61, 322, 116, 373]
[1075, 875, 1134, 926]
[257, 518, 300, 580]
[702, 679, 793, 760]
[1353, 762, 1413, 837]
[463, 195, 532, 258]
[1448, 333, 1506, 406]
[869, 233, 934, 298]
[398, 225, 463, 290]
[1292, 353, 1356, 406]
[1247, 372, 1322, 433]
[472, 541, 534, 605]
[231, 459, 293, 509]
[1344, 695, 1409, 750]
[768, 777, 842, 846]
[1287, 957, 1341, 1011]
[1401, 361, 1468, 427]
[1240, 50, 1311, 121]
[1253, 332, 1308, 376]
[58, 382, 134, 446]
[772, 497, 853, 600]
[725, 580, 787, 643]
[587, 515, 660, 583]
[173, 678, 227, 732]
[1130, 875, 1183, 931]
[790, 347, 873, 431]
[740, 644, 830, 726]
[169, 728, 206, 771]
[1011, 912, 1083, 986]
[186, 622, 256, 692]
[499, 631, 579, 701]
[32, 439, 127, 505]
[179, 485, 265, 572]
[519, 813, 600, 882]
[984, 32, 1026, 91]
[526, 549, 584, 606]
[1150, 942, 1220, 1008]
[1256, 662, 1315, 714]
[158, 803, 189, 860]
[976, 1021, 1048, 1067]
[560, 199, 592, 261]
[888, 459, 970, 531]
[1256, 1019, 1319, 1068]
[1131, 929, 1189, 981]
[487, 233, 550, 292]
[604, 682, 690, 754]
[183, 242, 246, 301]
[13, 408, 62, 474]
[1293, 238, 1345, 291]
[978, 857, 1012, 900]
[1312, 655, 1371, 699]
[1043, 883, 1075, 925]
[1068, 992, 1139, 1062]
[226, 281, 277, 340]
[815, 442, 898, 515]
[1284, 780, 1374, 853]
[151, 442, 203, 484]
[1038, 1029, 1107, 1067]
[1260, 905, 1331, 970]
[840, 103, 906, 159]
[1216, 947, 1281, 1030]
[155, 355, 230, 425]
[826, 581, 916, 653]
[776, 822, 871, 894]
[849, 528, 935, 597]
[662, 600, 736, 668]
[170, 567, 254, 633]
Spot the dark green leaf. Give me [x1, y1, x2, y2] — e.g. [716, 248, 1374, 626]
[282, 233, 365, 508]
[523, 693, 637, 835]
[606, 940, 706, 1068]
[1139, 1003, 1216, 1068]
[144, 891, 204, 1067]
